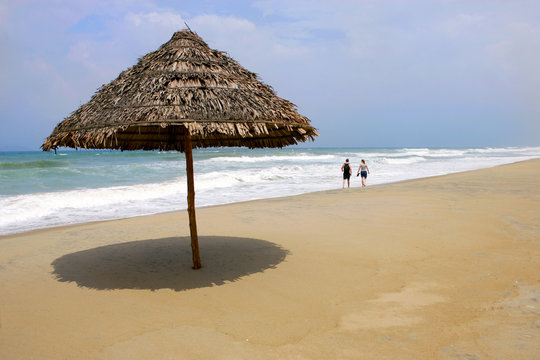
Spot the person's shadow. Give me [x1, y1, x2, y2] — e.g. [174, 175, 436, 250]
[51, 236, 288, 291]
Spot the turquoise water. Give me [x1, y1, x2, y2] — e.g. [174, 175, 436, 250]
[1, 147, 539, 235]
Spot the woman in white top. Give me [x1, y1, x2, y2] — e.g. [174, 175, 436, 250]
[356, 159, 370, 187]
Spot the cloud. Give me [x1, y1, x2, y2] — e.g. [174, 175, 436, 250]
[441, 13, 486, 38]
[189, 14, 309, 62]
[153, 11, 311, 98]
[67, 41, 96, 70]
[0, 2, 8, 28]
[191, 14, 256, 33]
[125, 11, 184, 28]
[61, 10, 187, 84]
[488, 21, 540, 108]
[24, 56, 53, 74]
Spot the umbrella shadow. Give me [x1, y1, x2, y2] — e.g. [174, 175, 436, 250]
[51, 236, 289, 291]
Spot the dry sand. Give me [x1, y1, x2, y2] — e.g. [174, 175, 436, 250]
[1, 159, 539, 359]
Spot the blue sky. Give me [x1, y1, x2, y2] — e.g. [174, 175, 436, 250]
[1, 0, 539, 150]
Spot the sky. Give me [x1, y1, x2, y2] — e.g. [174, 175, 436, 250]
[1, 0, 539, 150]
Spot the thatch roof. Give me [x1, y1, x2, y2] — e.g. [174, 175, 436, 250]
[42, 30, 317, 152]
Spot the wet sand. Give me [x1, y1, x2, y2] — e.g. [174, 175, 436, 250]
[1, 159, 539, 359]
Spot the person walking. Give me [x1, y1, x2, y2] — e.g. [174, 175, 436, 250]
[357, 159, 370, 187]
[341, 158, 352, 188]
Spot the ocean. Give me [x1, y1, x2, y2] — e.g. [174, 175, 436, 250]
[1, 147, 539, 235]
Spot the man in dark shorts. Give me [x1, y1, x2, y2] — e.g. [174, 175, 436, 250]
[341, 158, 352, 188]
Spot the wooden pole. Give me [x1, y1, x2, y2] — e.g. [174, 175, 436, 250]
[184, 131, 201, 269]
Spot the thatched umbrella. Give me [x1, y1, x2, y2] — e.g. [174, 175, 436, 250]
[42, 29, 317, 269]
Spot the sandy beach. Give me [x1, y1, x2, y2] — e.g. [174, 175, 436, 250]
[1, 159, 539, 359]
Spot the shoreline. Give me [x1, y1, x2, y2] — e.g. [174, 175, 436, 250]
[1, 158, 537, 239]
[1, 159, 539, 359]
